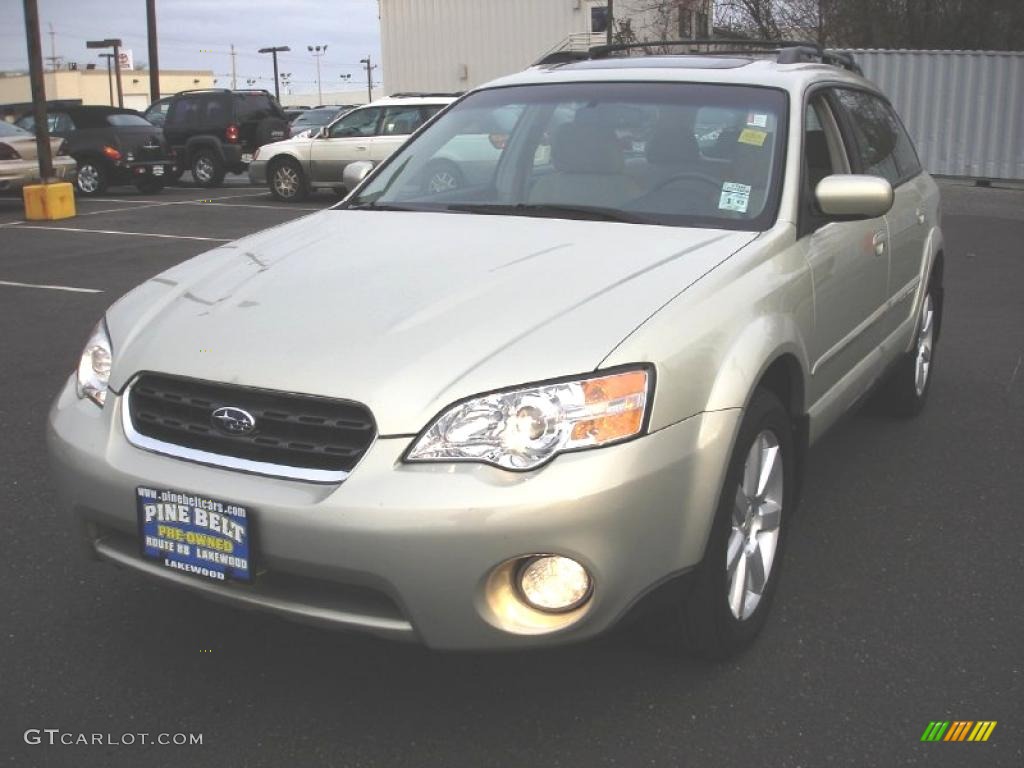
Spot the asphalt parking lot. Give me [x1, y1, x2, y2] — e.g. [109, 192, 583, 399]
[1, 178, 1021, 768]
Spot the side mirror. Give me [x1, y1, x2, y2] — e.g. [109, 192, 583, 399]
[815, 174, 893, 219]
[342, 160, 374, 191]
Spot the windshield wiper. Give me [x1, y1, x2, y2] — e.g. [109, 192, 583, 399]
[443, 203, 655, 224]
[346, 201, 422, 212]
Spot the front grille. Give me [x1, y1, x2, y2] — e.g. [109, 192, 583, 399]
[127, 373, 376, 477]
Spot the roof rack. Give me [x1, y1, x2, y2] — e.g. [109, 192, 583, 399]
[173, 88, 274, 96]
[536, 38, 862, 75]
[388, 91, 463, 98]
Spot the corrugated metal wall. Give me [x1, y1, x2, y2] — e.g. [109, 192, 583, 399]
[380, 0, 592, 95]
[842, 49, 1024, 180]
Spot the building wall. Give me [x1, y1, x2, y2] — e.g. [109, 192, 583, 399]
[379, 0, 712, 93]
[0, 70, 215, 111]
[844, 49, 1024, 180]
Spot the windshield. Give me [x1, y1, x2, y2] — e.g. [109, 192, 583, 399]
[348, 82, 787, 230]
[0, 121, 30, 137]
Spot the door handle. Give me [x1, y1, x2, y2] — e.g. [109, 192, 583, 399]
[872, 231, 887, 257]
[355, 145, 367, 151]
[915, 208, 926, 225]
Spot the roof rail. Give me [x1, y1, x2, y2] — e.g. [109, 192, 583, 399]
[388, 91, 463, 98]
[536, 38, 862, 75]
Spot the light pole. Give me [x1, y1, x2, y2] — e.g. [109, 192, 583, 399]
[98, 52, 115, 105]
[258, 45, 289, 101]
[86, 38, 123, 107]
[280, 72, 292, 95]
[307, 44, 326, 106]
[359, 55, 376, 103]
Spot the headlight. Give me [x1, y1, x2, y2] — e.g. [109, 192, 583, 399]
[76, 319, 113, 406]
[404, 367, 652, 470]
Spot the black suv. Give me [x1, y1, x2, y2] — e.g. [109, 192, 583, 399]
[160, 89, 290, 187]
[16, 105, 172, 195]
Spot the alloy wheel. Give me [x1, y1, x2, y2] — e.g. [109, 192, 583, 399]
[273, 165, 300, 199]
[914, 293, 935, 396]
[427, 170, 459, 193]
[727, 430, 783, 621]
[77, 163, 100, 193]
[193, 156, 214, 183]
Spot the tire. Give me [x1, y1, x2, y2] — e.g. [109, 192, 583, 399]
[134, 179, 165, 195]
[74, 158, 107, 195]
[190, 149, 225, 187]
[422, 160, 464, 194]
[670, 388, 795, 659]
[875, 283, 941, 418]
[268, 158, 309, 202]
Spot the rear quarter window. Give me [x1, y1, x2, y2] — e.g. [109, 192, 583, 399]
[234, 94, 283, 122]
[107, 114, 152, 127]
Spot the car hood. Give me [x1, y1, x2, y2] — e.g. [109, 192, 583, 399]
[107, 210, 757, 435]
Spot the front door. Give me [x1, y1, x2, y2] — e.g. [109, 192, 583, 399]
[309, 106, 382, 183]
[800, 94, 891, 404]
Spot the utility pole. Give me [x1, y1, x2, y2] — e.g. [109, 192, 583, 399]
[45, 22, 62, 70]
[308, 45, 326, 105]
[146, 0, 160, 103]
[359, 55, 376, 103]
[98, 53, 115, 105]
[22, 0, 54, 180]
[258, 46, 290, 101]
[230, 43, 237, 88]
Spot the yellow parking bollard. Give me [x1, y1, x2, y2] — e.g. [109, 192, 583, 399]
[23, 181, 76, 221]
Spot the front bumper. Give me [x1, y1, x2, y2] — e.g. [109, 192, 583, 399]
[247, 159, 268, 186]
[47, 376, 739, 650]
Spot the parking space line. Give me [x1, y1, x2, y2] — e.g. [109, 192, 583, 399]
[76, 202, 178, 217]
[9, 225, 231, 242]
[0, 279, 102, 294]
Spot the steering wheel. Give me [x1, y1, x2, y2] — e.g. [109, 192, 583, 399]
[646, 171, 722, 195]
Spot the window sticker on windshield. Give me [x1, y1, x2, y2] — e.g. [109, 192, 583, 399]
[746, 113, 769, 128]
[738, 128, 768, 147]
[719, 182, 751, 213]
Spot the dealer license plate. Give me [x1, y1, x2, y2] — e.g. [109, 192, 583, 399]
[137, 487, 253, 583]
[152, 166, 164, 176]
[241, 153, 253, 163]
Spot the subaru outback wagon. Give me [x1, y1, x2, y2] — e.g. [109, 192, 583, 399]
[49, 42, 943, 657]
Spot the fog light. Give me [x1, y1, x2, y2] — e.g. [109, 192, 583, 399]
[517, 556, 592, 612]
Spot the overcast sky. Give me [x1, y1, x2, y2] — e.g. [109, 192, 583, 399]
[3, 0, 383, 96]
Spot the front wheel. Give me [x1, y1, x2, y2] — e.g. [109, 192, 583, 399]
[671, 389, 795, 659]
[268, 158, 308, 202]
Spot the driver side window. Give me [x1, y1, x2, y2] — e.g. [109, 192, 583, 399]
[328, 107, 381, 138]
[801, 95, 850, 234]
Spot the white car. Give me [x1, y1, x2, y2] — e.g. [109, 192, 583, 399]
[249, 94, 455, 201]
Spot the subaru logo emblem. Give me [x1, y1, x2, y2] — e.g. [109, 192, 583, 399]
[211, 406, 256, 435]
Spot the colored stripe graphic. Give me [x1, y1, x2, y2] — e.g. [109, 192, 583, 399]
[921, 721, 996, 742]
[921, 722, 950, 741]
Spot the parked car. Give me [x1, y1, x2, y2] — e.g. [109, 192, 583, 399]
[0, 120, 76, 192]
[288, 106, 354, 140]
[50, 43, 943, 657]
[160, 89, 289, 187]
[249, 94, 454, 201]
[16, 106, 171, 195]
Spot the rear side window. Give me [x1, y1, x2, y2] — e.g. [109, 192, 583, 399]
[833, 89, 920, 185]
[234, 94, 282, 122]
[107, 114, 151, 127]
[166, 97, 200, 128]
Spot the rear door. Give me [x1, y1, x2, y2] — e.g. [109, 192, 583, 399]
[371, 104, 436, 162]
[308, 106, 382, 182]
[800, 92, 891, 400]
[831, 88, 928, 340]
